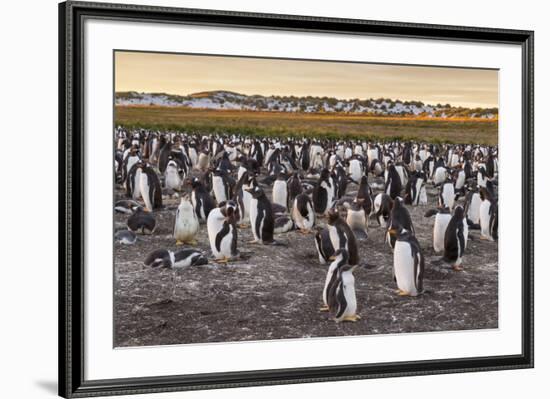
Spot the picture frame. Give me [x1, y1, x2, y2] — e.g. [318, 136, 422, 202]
[59, 1, 534, 397]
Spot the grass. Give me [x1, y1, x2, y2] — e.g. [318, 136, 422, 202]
[115, 106, 498, 145]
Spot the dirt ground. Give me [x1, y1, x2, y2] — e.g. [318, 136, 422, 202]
[114, 173, 498, 347]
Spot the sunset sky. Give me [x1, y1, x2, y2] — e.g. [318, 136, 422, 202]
[115, 51, 498, 108]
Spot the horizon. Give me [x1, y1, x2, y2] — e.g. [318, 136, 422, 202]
[115, 51, 499, 109]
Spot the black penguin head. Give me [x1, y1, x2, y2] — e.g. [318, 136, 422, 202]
[245, 185, 265, 199]
[453, 206, 465, 219]
[327, 208, 340, 225]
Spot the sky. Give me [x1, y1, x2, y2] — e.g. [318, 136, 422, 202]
[115, 51, 498, 108]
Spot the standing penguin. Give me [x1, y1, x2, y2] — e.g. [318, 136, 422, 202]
[386, 197, 415, 250]
[355, 175, 373, 216]
[479, 187, 498, 241]
[439, 179, 456, 210]
[320, 248, 349, 311]
[385, 163, 402, 199]
[443, 206, 469, 271]
[404, 172, 427, 206]
[287, 172, 303, 206]
[246, 186, 276, 245]
[424, 207, 452, 253]
[272, 173, 289, 210]
[327, 208, 359, 266]
[392, 228, 425, 296]
[164, 159, 182, 191]
[373, 193, 394, 227]
[211, 169, 232, 204]
[138, 163, 163, 211]
[173, 195, 200, 245]
[189, 177, 216, 222]
[207, 200, 239, 263]
[292, 193, 315, 233]
[327, 260, 361, 322]
[314, 227, 335, 264]
[464, 185, 482, 227]
[312, 168, 334, 215]
[345, 200, 369, 239]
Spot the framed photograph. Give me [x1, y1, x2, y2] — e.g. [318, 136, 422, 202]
[59, 1, 534, 397]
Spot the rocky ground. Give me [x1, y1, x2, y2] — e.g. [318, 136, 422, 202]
[114, 174, 498, 347]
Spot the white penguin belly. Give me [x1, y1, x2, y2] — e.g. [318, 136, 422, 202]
[468, 194, 481, 224]
[212, 176, 227, 203]
[346, 210, 366, 232]
[349, 161, 362, 183]
[249, 198, 261, 241]
[139, 173, 153, 211]
[434, 213, 452, 252]
[441, 184, 455, 209]
[434, 167, 446, 186]
[394, 241, 418, 295]
[341, 272, 357, 317]
[165, 168, 181, 190]
[132, 168, 142, 200]
[174, 210, 199, 241]
[272, 181, 288, 208]
[480, 200, 492, 240]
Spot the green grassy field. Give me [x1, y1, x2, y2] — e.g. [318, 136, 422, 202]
[115, 106, 498, 145]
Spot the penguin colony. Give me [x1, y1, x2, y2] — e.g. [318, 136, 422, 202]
[114, 127, 498, 326]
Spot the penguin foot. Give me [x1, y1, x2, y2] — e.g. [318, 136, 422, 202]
[248, 239, 260, 244]
[453, 265, 464, 271]
[239, 224, 250, 229]
[214, 257, 229, 264]
[398, 290, 409, 296]
[298, 229, 311, 235]
[342, 315, 359, 322]
[185, 239, 198, 246]
[319, 305, 330, 312]
[175, 240, 184, 246]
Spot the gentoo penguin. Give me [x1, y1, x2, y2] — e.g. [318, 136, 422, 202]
[189, 177, 216, 222]
[287, 172, 303, 205]
[373, 193, 393, 227]
[424, 207, 452, 253]
[327, 259, 361, 322]
[312, 168, 334, 215]
[386, 197, 415, 250]
[464, 186, 482, 226]
[433, 163, 448, 186]
[320, 248, 349, 311]
[292, 193, 315, 233]
[392, 228, 425, 296]
[144, 248, 208, 268]
[173, 195, 200, 245]
[385, 163, 402, 199]
[479, 187, 498, 241]
[127, 206, 156, 234]
[114, 199, 140, 214]
[348, 157, 363, 184]
[273, 216, 295, 234]
[197, 151, 210, 171]
[207, 200, 239, 263]
[233, 172, 255, 228]
[211, 169, 232, 204]
[125, 161, 143, 200]
[439, 179, 456, 210]
[327, 208, 359, 265]
[272, 173, 289, 210]
[355, 175, 373, 216]
[138, 163, 163, 211]
[114, 230, 137, 245]
[246, 186, 277, 244]
[443, 206, 469, 271]
[314, 228, 335, 264]
[164, 159, 182, 191]
[404, 172, 427, 206]
[345, 200, 368, 239]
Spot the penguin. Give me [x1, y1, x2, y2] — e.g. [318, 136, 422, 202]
[291, 193, 315, 233]
[138, 163, 163, 211]
[164, 159, 182, 191]
[348, 157, 363, 184]
[355, 175, 373, 216]
[125, 160, 143, 200]
[144, 248, 208, 268]
[114, 230, 137, 245]
[385, 163, 402, 199]
[114, 199, 141, 214]
[386, 197, 415, 250]
[327, 208, 359, 265]
[246, 186, 277, 244]
[320, 248, 348, 311]
[404, 172, 427, 206]
[442, 206, 469, 271]
[211, 169, 232, 204]
[197, 151, 210, 172]
[312, 168, 334, 215]
[464, 186, 482, 227]
[479, 187, 498, 241]
[439, 180, 456, 210]
[272, 173, 289, 210]
[189, 177, 216, 222]
[424, 207, 452, 253]
[207, 200, 239, 263]
[287, 172, 303, 205]
[273, 216, 295, 234]
[314, 227, 335, 264]
[392, 227, 425, 296]
[173, 195, 200, 245]
[327, 260, 361, 322]
[373, 193, 393, 227]
[127, 206, 156, 234]
[345, 200, 368, 239]
[433, 163, 448, 186]
[233, 172, 256, 228]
